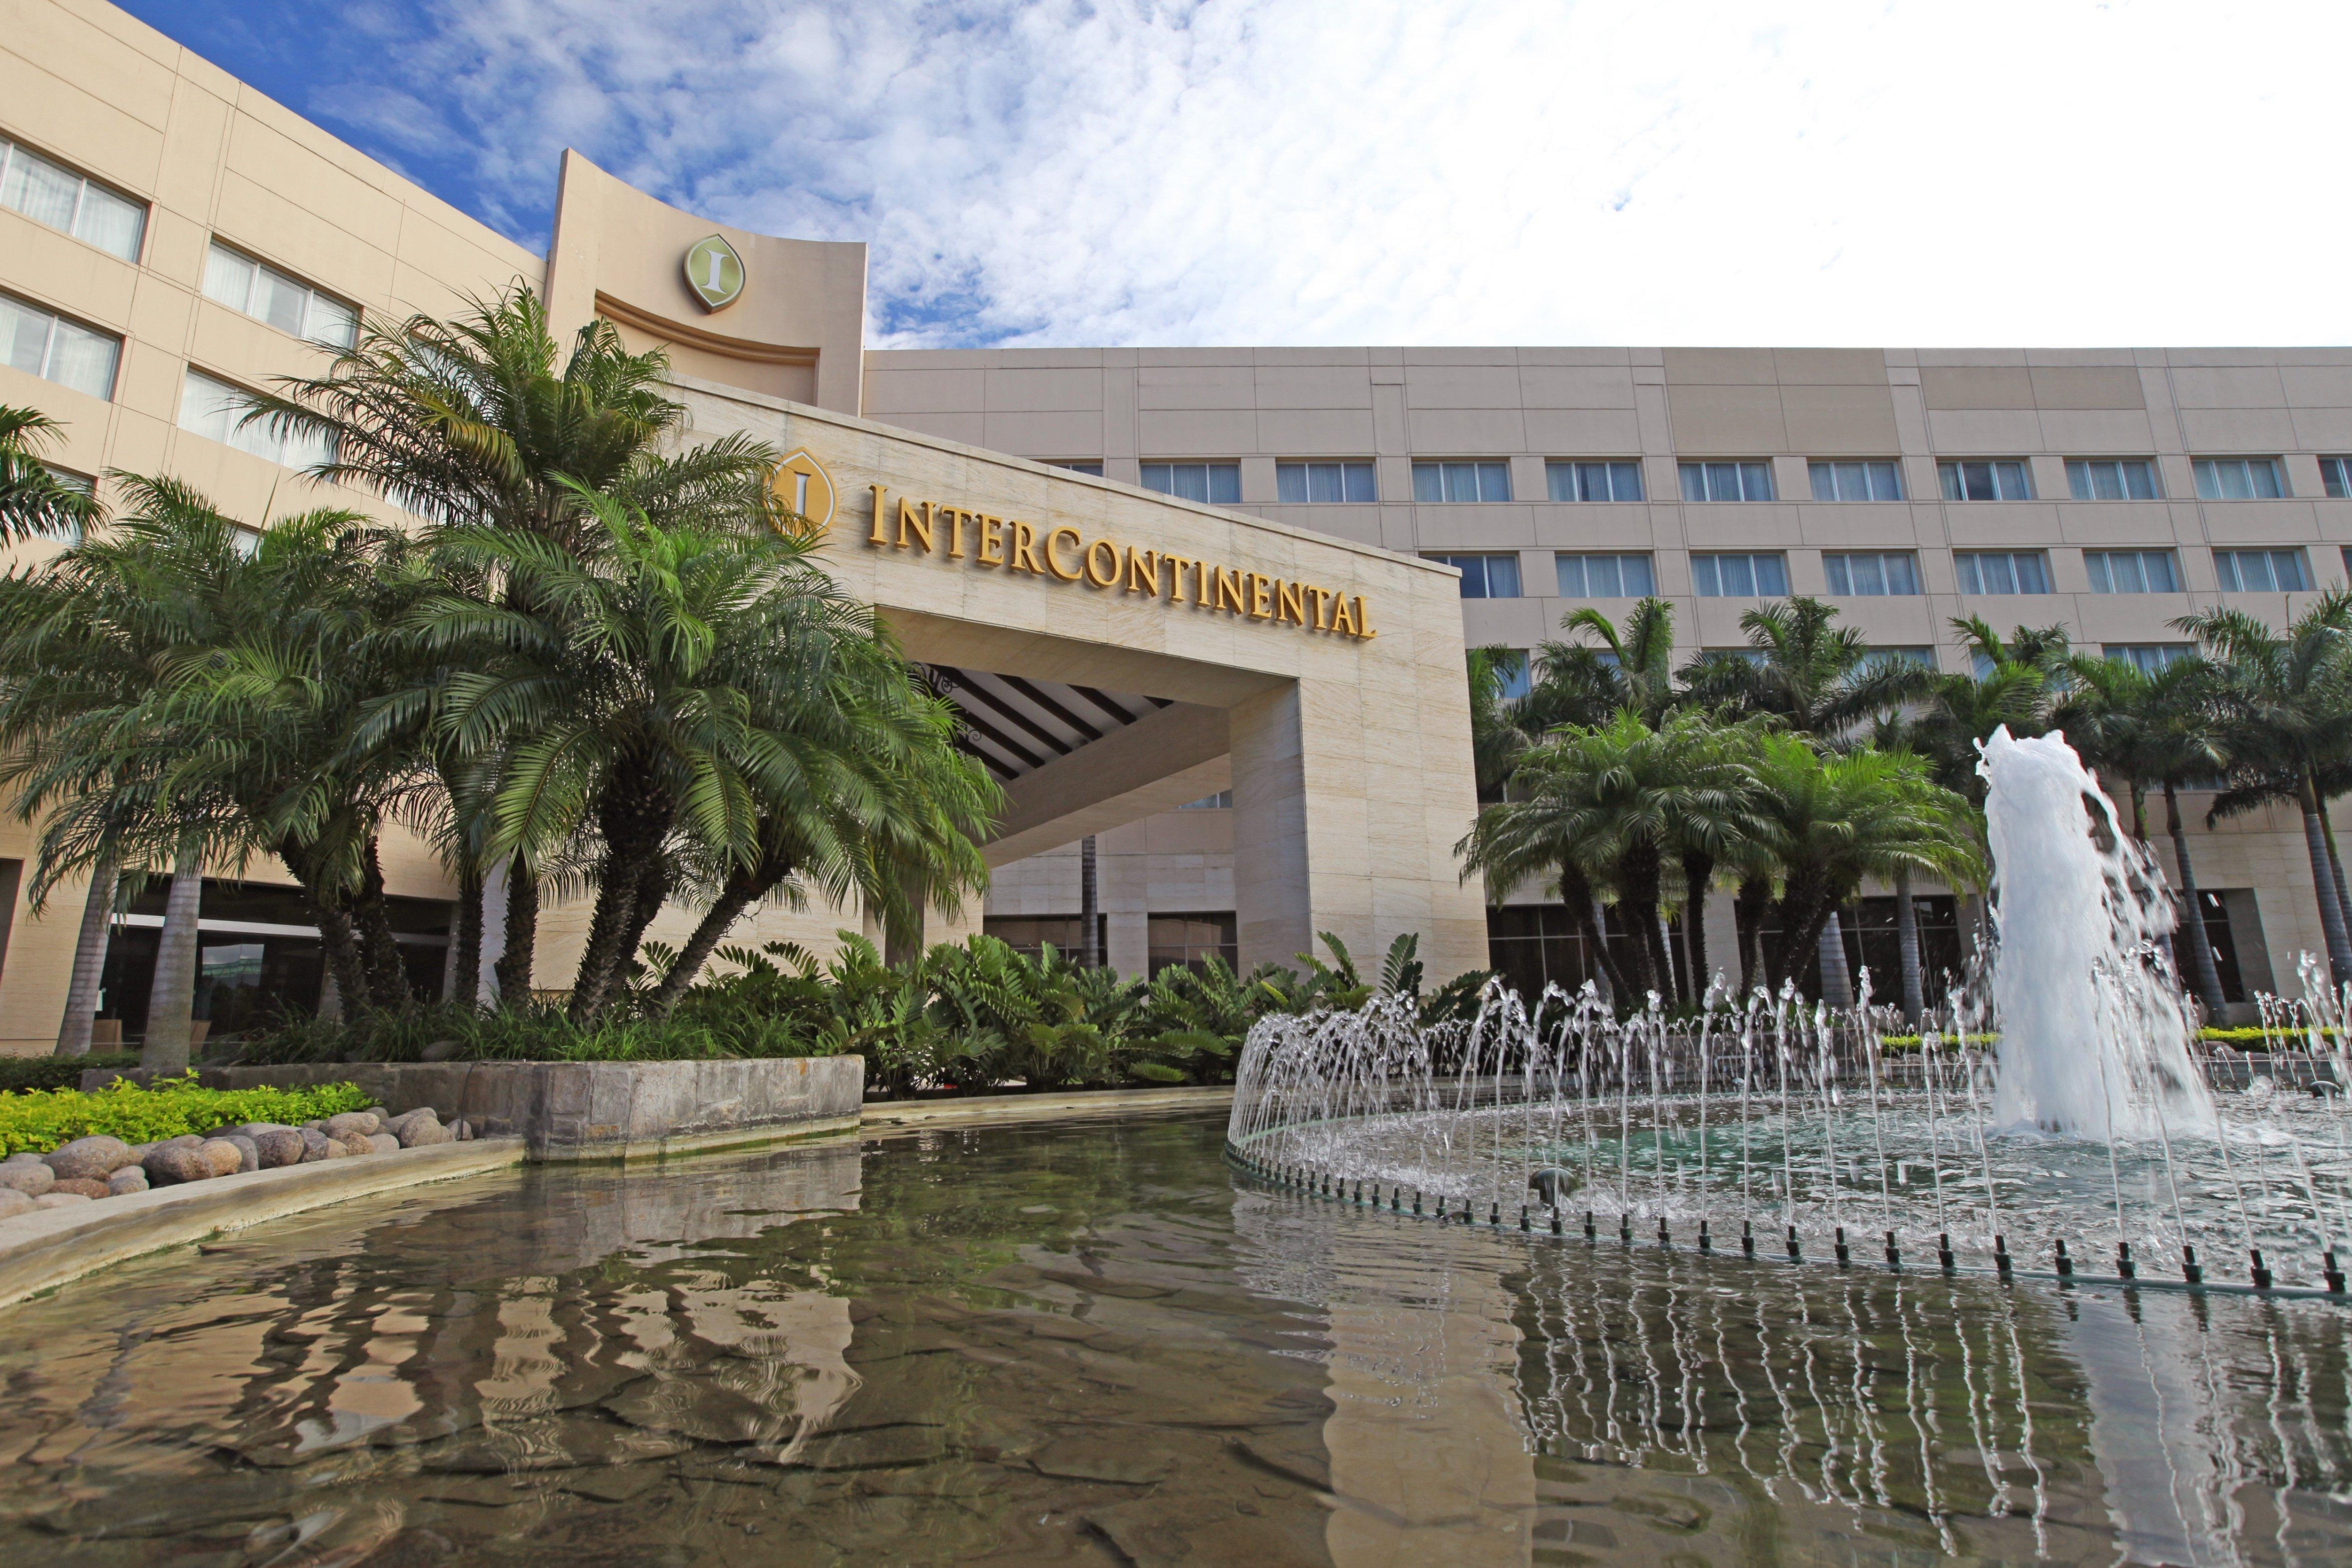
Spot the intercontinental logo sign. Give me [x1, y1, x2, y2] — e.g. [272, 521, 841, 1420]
[858, 481, 1376, 639]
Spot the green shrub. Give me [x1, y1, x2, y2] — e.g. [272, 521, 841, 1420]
[0, 1053, 138, 1095]
[0, 1075, 371, 1156]
[2200, 1025, 2338, 1048]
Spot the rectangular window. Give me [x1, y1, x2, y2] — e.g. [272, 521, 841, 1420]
[1177, 790, 1232, 810]
[1821, 551, 1921, 596]
[1426, 553, 1522, 599]
[0, 136, 145, 260]
[2193, 457, 2284, 500]
[2213, 547, 2310, 593]
[1690, 552, 1788, 597]
[0, 291, 120, 400]
[1492, 649, 1532, 700]
[2105, 643, 2192, 676]
[1679, 460, 1776, 502]
[1937, 458, 2035, 501]
[1139, 462, 1240, 505]
[983, 914, 1107, 964]
[1276, 460, 1376, 503]
[1807, 459, 1904, 502]
[1954, 550, 2053, 595]
[180, 369, 334, 469]
[1546, 459, 1645, 502]
[1147, 911, 1239, 977]
[1554, 552, 1656, 598]
[1412, 460, 1512, 502]
[2322, 457, 2352, 499]
[1044, 460, 1102, 476]
[202, 242, 360, 350]
[2065, 457, 2161, 501]
[1870, 646, 1937, 670]
[2084, 548, 2182, 594]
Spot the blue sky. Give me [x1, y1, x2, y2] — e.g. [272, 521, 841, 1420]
[119, 1, 2352, 349]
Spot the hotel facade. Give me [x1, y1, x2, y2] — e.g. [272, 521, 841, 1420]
[0, 0, 2345, 1049]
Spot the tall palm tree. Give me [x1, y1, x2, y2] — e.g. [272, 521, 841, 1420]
[1459, 709, 1758, 1004]
[2053, 652, 2234, 1015]
[1536, 597, 1682, 728]
[2176, 594, 2352, 984]
[248, 285, 778, 996]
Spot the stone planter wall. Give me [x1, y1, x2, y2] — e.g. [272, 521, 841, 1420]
[83, 1056, 865, 1161]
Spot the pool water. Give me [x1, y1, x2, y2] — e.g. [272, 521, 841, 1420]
[0, 1109, 2346, 1565]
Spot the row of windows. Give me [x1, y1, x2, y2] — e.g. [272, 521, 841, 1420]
[1126, 452, 2343, 506]
[1430, 545, 2329, 600]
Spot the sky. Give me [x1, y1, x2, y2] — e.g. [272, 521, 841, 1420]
[118, 0, 2352, 350]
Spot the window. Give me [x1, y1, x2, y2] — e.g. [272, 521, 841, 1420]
[983, 915, 1106, 963]
[1276, 460, 1376, 503]
[180, 369, 334, 469]
[1177, 790, 1232, 810]
[0, 292, 120, 400]
[202, 242, 359, 350]
[1808, 459, 1904, 502]
[1821, 551, 1921, 596]
[1679, 460, 1775, 502]
[0, 136, 144, 260]
[1555, 552, 1655, 598]
[2105, 643, 2192, 676]
[1140, 462, 1240, 504]
[1147, 912, 1238, 977]
[1691, 552, 1788, 597]
[1045, 460, 1103, 476]
[2213, 548, 2310, 593]
[1870, 646, 1937, 670]
[1547, 459, 1644, 502]
[1426, 553, 1521, 598]
[1412, 460, 1512, 502]
[2193, 457, 2284, 500]
[1938, 459, 2035, 502]
[2322, 457, 2352, 499]
[2084, 549, 2182, 594]
[2066, 458, 2161, 501]
[1491, 649, 1531, 699]
[34, 464, 93, 545]
[1954, 550, 2053, 595]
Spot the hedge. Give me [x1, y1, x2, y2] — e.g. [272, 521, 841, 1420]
[0, 1054, 138, 1095]
[0, 1075, 371, 1157]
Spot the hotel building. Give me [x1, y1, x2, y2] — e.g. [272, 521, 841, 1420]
[0, 0, 2344, 1048]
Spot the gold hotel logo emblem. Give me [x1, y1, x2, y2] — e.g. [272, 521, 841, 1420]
[769, 449, 836, 536]
[683, 233, 745, 311]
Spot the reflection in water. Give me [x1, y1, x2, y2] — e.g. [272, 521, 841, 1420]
[0, 1112, 2344, 1565]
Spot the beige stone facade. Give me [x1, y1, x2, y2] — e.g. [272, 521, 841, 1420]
[1, 0, 2346, 1052]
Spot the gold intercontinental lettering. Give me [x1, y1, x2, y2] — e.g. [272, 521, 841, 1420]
[859, 487, 1377, 640]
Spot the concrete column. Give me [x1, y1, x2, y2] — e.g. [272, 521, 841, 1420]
[1230, 685, 1315, 972]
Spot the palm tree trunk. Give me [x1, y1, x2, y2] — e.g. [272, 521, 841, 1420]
[53, 850, 118, 1057]
[1586, 892, 1619, 1006]
[1816, 910, 1855, 1008]
[450, 855, 483, 1010]
[2299, 774, 2352, 985]
[350, 838, 410, 1011]
[493, 854, 537, 1004]
[2320, 802, 2352, 947]
[646, 881, 770, 1016]
[1735, 876, 1769, 997]
[1680, 852, 1713, 1001]
[2166, 781, 2229, 1019]
[1893, 865, 1923, 1024]
[141, 848, 204, 1074]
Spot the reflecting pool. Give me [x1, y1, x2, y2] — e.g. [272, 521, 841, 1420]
[0, 1109, 2347, 1565]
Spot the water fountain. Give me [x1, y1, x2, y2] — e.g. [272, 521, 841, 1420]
[1227, 727, 2352, 1297]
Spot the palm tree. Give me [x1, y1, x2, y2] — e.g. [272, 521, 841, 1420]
[414, 479, 984, 1027]
[1905, 617, 2075, 800]
[1680, 597, 1931, 1003]
[1536, 597, 1682, 728]
[1741, 734, 1983, 997]
[2053, 653, 2234, 1015]
[248, 285, 779, 996]
[1459, 709, 1758, 1004]
[2176, 594, 2352, 984]
[0, 405, 102, 543]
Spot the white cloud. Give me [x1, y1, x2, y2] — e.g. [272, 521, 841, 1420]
[370, 0, 2352, 347]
